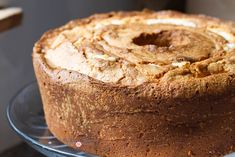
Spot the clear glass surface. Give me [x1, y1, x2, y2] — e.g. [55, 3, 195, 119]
[7, 82, 97, 157]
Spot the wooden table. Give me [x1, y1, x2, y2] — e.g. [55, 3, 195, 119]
[0, 7, 22, 33]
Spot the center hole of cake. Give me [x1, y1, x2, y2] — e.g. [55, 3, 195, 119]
[132, 30, 191, 48]
[133, 31, 173, 47]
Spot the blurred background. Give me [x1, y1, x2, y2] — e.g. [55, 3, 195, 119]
[0, 0, 234, 156]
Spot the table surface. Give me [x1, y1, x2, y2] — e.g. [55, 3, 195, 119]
[0, 7, 22, 33]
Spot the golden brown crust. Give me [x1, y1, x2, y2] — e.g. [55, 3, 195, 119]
[33, 10, 235, 157]
[34, 10, 235, 87]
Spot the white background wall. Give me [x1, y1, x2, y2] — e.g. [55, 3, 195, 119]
[0, 0, 172, 153]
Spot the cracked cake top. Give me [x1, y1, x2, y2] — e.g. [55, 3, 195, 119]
[34, 10, 235, 87]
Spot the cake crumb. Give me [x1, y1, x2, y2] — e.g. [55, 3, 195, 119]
[75, 141, 82, 148]
[187, 150, 194, 156]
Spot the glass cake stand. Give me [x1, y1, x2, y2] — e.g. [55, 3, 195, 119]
[7, 82, 97, 157]
[7, 82, 235, 157]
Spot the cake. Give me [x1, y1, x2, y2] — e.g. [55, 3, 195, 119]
[33, 10, 235, 157]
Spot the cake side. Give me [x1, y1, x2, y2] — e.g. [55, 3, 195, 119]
[33, 10, 235, 157]
[33, 49, 235, 157]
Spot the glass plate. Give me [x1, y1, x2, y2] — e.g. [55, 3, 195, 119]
[7, 82, 97, 157]
[6, 82, 235, 157]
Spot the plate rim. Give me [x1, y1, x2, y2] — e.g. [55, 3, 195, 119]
[6, 81, 92, 157]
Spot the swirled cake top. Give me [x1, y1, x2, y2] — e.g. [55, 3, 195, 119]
[38, 10, 235, 85]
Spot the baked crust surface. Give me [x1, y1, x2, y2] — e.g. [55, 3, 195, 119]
[33, 10, 235, 157]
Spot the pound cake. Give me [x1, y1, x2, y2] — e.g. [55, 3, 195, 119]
[33, 10, 235, 157]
